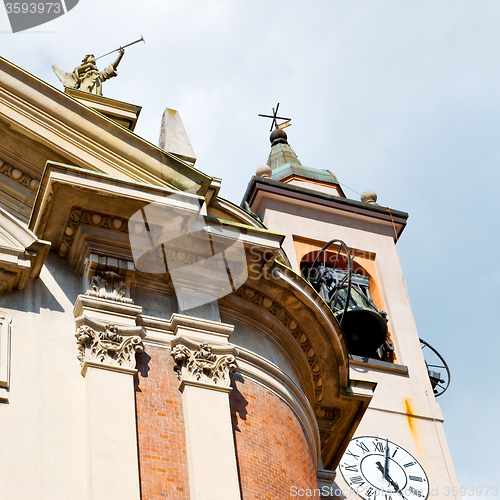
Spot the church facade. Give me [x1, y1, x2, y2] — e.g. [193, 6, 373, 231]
[0, 55, 459, 500]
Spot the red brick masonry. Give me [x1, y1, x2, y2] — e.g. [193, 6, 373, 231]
[135, 347, 317, 499]
[135, 346, 190, 500]
[231, 375, 318, 500]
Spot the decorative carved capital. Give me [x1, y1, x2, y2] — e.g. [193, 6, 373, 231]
[171, 339, 237, 389]
[75, 324, 144, 370]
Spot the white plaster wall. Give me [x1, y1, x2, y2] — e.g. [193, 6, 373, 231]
[131, 287, 177, 319]
[0, 252, 86, 500]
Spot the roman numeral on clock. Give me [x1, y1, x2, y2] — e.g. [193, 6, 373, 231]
[346, 450, 360, 459]
[373, 441, 384, 453]
[409, 476, 424, 482]
[350, 476, 366, 486]
[404, 461, 416, 468]
[343, 464, 358, 472]
[356, 442, 369, 454]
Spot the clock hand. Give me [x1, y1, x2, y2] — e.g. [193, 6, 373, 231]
[376, 461, 385, 475]
[385, 473, 407, 500]
[385, 439, 390, 479]
[376, 460, 407, 500]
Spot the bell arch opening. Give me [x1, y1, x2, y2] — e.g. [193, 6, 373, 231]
[300, 249, 395, 363]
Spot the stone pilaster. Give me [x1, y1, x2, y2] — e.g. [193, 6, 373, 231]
[74, 291, 145, 500]
[171, 335, 241, 500]
[0, 312, 11, 402]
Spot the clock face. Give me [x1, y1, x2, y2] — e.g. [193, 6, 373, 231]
[339, 436, 429, 500]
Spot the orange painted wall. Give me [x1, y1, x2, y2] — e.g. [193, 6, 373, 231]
[230, 376, 318, 499]
[135, 346, 190, 500]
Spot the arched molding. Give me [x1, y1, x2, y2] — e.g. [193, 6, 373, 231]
[220, 261, 376, 469]
[219, 304, 312, 399]
[235, 345, 322, 470]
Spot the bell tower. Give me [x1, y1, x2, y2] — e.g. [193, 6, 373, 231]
[242, 126, 460, 499]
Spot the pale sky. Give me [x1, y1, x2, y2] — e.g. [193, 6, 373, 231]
[1, 0, 499, 489]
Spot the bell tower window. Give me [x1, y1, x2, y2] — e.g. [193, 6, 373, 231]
[300, 244, 395, 363]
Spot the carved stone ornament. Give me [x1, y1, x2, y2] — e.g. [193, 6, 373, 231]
[75, 324, 144, 370]
[60, 209, 128, 259]
[86, 271, 132, 303]
[0, 158, 39, 192]
[171, 341, 237, 389]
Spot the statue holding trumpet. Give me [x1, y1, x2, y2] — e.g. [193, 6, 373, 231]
[52, 36, 145, 96]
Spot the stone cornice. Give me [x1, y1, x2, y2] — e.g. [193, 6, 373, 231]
[0, 158, 39, 192]
[73, 295, 143, 323]
[234, 284, 325, 407]
[60, 209, 129, 259]
[170, 314, 234, 343]
[242, 175, 408, 241]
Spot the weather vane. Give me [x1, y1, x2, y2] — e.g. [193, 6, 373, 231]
[52, 35, 146, 97]
[258, 103, 292, 132]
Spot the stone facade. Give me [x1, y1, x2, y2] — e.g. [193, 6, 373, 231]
[0, 54, 460, 500]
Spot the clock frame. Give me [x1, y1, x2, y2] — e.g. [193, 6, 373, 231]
[339, 436, 429, 500]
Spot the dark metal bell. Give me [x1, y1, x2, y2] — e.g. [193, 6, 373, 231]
[331, 287, 389, 358]
[303, 238, 391, 361]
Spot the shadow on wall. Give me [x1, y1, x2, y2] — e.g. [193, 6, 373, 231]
[134, 351, 152, 393]
[230, 372, 248, 433]
[2, 273, 66, 313]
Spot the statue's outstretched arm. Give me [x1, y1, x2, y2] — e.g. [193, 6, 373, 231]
[112, 48, 125, 70]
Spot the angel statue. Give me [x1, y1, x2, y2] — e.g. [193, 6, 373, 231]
[52, 48, 125, 96]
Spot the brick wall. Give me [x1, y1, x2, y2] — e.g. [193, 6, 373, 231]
[135, 346, 190, 500]
[230, 375, 318, 500]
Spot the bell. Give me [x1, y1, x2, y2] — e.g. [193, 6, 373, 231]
[331, 287, 389, 358]
[303, 239, 390, 360]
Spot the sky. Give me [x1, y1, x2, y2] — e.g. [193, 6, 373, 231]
[1, 0, 499, 491]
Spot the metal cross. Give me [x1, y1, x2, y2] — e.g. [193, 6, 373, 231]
[258, 103, 292, 132]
